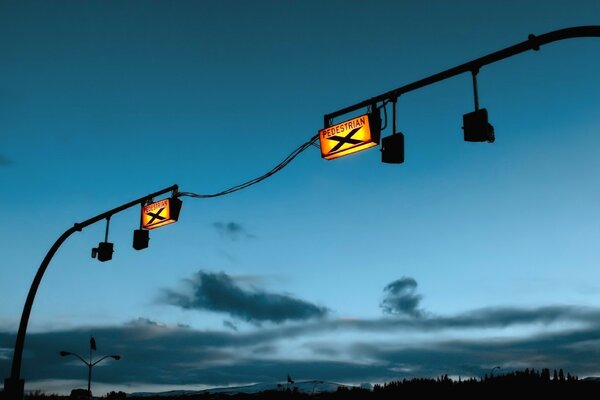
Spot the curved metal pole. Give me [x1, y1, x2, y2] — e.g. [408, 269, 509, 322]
[91, 355, 118, 367]
[62, 352, 91, 367]
[6, 226, 78, 396]
[5, 184, 178, 399]
[324, 25, 600, 124]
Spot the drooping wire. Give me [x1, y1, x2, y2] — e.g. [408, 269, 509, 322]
[178, 134, 320, 199]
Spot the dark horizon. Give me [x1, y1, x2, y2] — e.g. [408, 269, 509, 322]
[7, 368, 600, 399]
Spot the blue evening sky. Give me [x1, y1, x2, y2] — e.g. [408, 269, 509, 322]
[1, 0, 600, 395]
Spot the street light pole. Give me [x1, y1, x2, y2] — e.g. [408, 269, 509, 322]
[4, 184, 177, 400]
[88, 337, 93, 396]
[87, 362, 92, 396]
[60, 344, 120, 399]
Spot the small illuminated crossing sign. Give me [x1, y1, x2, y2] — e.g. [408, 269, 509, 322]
[141, 197, 182, 230]
[319, 113, 381, 160]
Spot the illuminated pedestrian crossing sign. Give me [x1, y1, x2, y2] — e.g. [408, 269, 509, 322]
[319, 113, 381, 160]
[141, 197, 182, 230]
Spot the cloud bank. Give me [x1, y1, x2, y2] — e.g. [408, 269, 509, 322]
[2, 305, 600, 392]
[5, 277, 600, 393]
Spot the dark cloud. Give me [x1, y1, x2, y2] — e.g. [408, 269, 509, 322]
[212, 222, 253, 240]
[0, 321, 398, 388]
[380, 277, 423, 317]
[347, 325, 600, 379]
[0, 323, 247, 388]
[312, 305, 600, 334]
[127, 317, 166, 327]
[163, 271, 328, 324]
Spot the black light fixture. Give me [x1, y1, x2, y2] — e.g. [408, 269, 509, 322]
[132, 229, 149, 250]
[463, 68, 494, 143]
[381, 96, 405, 164]
[133, 201, 150, 250]
[92, 242, 113, 262]
[92, 217, 114, 262]
[463, 108, 494, 142]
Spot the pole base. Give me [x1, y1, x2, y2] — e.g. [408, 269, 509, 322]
[3, 377, 24, 400]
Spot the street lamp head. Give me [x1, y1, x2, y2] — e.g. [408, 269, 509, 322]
[132, 229, 149, 250]
[59, 351, 71, 357]
[91, 241, 114, 262]
[463, 108, 495, 143]
[111, 355, 121, 360]
[381, 132, 405, 164]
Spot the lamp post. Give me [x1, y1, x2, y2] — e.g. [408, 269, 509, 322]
[4, 185, 179, 400]
[60, 337, 120, 399]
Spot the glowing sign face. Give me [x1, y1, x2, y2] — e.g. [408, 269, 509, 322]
[141, 198, 182, 230]
[319, 113, 381, 160]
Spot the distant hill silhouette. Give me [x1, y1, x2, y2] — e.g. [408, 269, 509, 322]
[130, 380, 349, 397]
[6, 368, 600, 399]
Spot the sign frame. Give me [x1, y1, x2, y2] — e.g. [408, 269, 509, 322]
[319, 112, 381, 160]
[141, 197, 182, 230]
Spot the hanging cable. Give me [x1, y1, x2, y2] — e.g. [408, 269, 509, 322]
[179, 134, 319, 199]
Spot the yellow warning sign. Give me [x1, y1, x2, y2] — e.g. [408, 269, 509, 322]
[319, 113, 380, 160]
[142, 198, 181, 230]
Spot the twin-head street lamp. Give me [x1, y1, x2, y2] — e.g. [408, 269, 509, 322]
[59, 337, 120, 398]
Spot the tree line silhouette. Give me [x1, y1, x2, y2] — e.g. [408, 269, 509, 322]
[6, 368, 600, 400]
